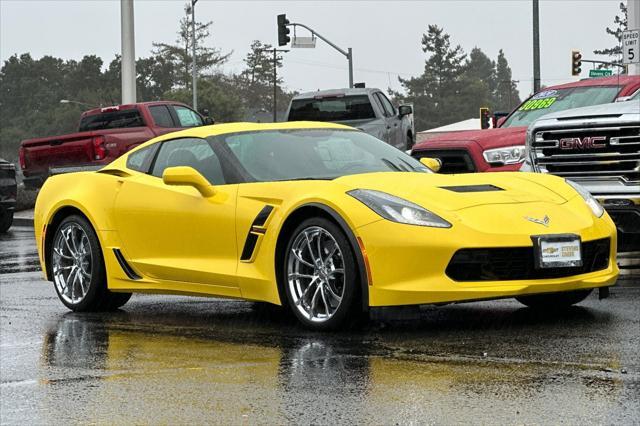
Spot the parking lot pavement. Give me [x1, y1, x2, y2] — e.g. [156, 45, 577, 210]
[1, 225, 639, 424]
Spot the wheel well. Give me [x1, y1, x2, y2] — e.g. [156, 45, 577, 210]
[43, 206, 88, 281]
[274, 204, 368, 311]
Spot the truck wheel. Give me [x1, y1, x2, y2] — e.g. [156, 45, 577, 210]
[516, 289, 593, 310]
[405, 132, 414, 151]
[0, 208, 13, 233]
[51, 215, 131, 311]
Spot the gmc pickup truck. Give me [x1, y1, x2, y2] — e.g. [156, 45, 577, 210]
[286, 88, 415, 150]
[522, 97, 639, 258]
[19, 101, 212, 188]
[411, 76, 640, 173]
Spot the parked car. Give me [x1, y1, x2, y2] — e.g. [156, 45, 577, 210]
[411, 76, 640, 173]
[19, 101, 213, 189]
[521, 98, 639, 257]
[0, 159, 17, 233]
[35, 122, 618, 330]
[286, 88, 415, 150]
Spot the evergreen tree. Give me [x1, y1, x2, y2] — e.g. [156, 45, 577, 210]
[593, 2, 627, 66]
[152, 1, 232, 90]
[494, 49, 520, 112]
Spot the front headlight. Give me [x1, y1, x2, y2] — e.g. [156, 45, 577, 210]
[348, 189, 451, 228]
[482, 145, 526, 165]
[565, 179, 604, 217]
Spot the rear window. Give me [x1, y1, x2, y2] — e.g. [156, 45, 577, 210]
[79, 109, 145, 132]
[288, 95, 375, 121]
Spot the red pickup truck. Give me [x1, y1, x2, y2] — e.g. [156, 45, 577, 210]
[411, 76, 640, 173]
[19, 101, 212, 188]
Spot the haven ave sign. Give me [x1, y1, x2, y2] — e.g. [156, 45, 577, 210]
[622, 29, 639, 64]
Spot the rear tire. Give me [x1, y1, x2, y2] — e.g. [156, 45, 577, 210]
[282, 217, 359, 331]
[50, 214, 131, 311]
[0, 208, 13, 233]
[516, 289, 593, 310]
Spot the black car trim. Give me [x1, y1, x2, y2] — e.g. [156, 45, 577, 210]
[240, 205, 274, 262]
[113, 248, 142, 280]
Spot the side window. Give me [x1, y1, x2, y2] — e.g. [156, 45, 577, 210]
[376, 93, 396, 117]
[126, 145, 154, 172]
[173, 106, 204, 127]
[371, 94, 386, 118]
[149, 105, 175, 127]
[151, 138, 225, 185]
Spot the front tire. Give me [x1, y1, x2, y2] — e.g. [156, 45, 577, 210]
[516, 289, 593, 310]
[50, 215, 131, 311]
[282, 217, 359, 330]
[0, 208, 13, 233]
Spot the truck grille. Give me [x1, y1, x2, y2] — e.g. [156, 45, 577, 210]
[446, 238, 610, 282]
[413, 149, 476, 174]
[532, 125, 640, 183]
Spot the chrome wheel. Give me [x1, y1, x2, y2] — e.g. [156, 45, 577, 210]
[52, 222, 92, 305]
[287, 226, 345, 323]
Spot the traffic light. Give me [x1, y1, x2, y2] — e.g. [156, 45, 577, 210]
[480, 107, 491, 129]
[277, 14, 290, 46]
[571, 50, 582, 76]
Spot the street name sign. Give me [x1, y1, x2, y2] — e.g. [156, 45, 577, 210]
[589, 69, 613, 77]
[622, 29, 639, 64]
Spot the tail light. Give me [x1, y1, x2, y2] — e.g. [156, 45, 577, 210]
[92, 135, 107, 160]
[18, 147, 26, 169]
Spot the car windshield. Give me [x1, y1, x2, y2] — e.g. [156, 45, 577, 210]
[288, 96, 375, 121]
[211, 129, 429, 182]
[502, 85, 622, 128]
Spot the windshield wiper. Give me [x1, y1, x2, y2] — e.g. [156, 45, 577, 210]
[275, 176, 336, 182]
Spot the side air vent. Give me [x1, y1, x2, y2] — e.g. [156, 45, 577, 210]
[240, 205, 274, 262]
[113, 249, 141, 280]
[440, 185, 504, 193]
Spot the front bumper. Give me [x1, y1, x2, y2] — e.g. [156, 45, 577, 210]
[356, 199, 618, 307]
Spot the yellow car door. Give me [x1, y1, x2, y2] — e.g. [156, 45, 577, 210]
[113, 137, 239, 288]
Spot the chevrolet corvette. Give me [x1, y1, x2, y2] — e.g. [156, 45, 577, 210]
[34, 122, 619, 329]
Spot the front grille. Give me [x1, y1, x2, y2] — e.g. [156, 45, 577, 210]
[532, 125, 640, 183]
[446, 238, 610, 282]
[413, 149, 476, 174]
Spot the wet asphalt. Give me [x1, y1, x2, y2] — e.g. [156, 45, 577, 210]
[1, 225, 639, 425]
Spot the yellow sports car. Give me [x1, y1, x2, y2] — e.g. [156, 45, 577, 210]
[34, 122, 619, 329]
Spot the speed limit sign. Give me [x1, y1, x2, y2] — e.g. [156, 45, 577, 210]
[622, 29, 639, 64]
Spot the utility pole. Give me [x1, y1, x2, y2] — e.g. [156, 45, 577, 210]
[629, 0, 640, 75]
[120, 0, 136, 104]
[191, 0, 199, 111]
[532, 0, 541, 93]
[259, 47, 288, 122]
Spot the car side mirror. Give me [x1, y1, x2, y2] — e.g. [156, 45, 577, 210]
[419, 157, 442, 173]
[162, 166, 216, 197]
[398, 105, 413, 117]
[203, 116, 214, 125]
[492, 111, 509, 128]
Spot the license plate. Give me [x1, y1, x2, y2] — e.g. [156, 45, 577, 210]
[532, 234, 582, 269]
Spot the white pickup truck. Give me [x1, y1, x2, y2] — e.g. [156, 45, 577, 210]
[286, 88, 415, 150]
[522, 95, 639, 262]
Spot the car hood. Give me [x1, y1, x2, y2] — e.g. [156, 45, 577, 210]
[334, 171, 573, 212]
[413, 126, 527, 151]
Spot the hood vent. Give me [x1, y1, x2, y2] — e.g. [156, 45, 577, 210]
[440, 184, 504, 193]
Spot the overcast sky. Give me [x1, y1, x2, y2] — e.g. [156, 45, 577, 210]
[0, 0, 625, 100]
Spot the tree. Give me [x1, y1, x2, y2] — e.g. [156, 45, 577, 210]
[458, 47, 495, 118]
[238, 40, 291, 115]
[152, 2, 231, 90]
[493, 49, 520, 112]
[393, 25, 467, 131]
[593, 2, 627, 66]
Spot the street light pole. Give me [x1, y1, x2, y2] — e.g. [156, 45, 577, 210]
[120, 0, 136, 104]
[532, 0, 541, 93]
[191, 0, 198, 111]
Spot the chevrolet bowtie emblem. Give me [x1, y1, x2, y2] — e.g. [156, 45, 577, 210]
[525, 215, 550, 227]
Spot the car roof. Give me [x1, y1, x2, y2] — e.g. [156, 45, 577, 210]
[545, 75, 640, 90]
[293, 88, 380, 99]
